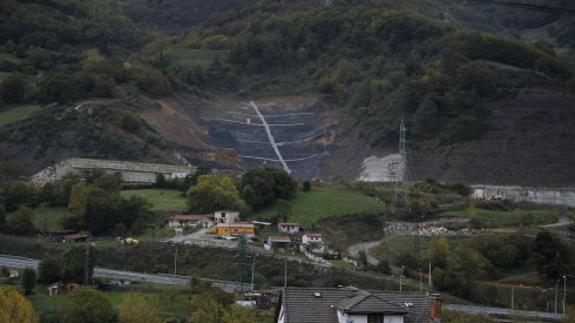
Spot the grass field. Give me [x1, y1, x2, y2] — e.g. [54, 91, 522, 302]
[441, 207, 558, 227]
[121, 189, 187, 212]
[0, 104, 41, 128]
[254, 188, 386, 228]
[33, 207, 68, 232]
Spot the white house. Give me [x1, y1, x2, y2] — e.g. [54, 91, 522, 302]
[278, 222, 301, 234]
[301, 233, 325, 254]
[167, 214, 210, 228]
[302, 233, 323, 245]
[214, 211, 240, 224]
[276, 287, 441, 323]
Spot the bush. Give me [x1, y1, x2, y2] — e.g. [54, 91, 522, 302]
[302, 180, 311, 192]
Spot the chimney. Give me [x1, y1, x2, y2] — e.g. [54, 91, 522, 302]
[430, 293, 442, 322]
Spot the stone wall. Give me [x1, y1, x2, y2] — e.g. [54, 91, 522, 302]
[472, 185, 575, 207]
[52, 158, 195, 185]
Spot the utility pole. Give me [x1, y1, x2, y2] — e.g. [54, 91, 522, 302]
[428, 261, 432, 287]
[419, 267, 423, 292]
[84, 245, 90, 285]
[251, 254, 257, 288]
[511, 286, 515, 311]
[284, 259, 287, 289]
[173, 244, 178, 275]
[399, 266, 405, 292]
[563, 275, 567, 314]
[238, 235, 249, 293]
[555, 279, 559, 314]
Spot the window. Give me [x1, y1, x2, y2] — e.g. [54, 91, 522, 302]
[368, 314, 384, 323]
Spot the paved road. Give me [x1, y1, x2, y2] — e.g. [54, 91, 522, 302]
[445, 304, 565, 322]
[0, 254, 251, 292]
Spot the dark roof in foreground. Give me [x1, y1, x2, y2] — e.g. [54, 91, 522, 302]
[281, 287, 432, 323]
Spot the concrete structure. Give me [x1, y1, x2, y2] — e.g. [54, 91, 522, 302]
[276, 287, 440, 323]
[278, 223, 301, 234]
[54, 158, 195, 186]
[167, 214, 210, 228]
[209, 222, 255, 237]
[214, 211, 240, 224]
[471, 185, 575, 207]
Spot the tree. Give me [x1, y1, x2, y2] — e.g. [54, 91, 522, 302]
[239, 167, 296, 210]
[429, 237, 450, 269]
[21, 268, 36, 295]
[61, 289, 115, 323]
[241, 185, 257, 207]
[187, 175, 245, 213]
[222, 304, 257, 323]
[189, 296, 224, 323]
[6, 206, 35, 235]
[0, 288, 39, 323]
[68, 182, 90, 217]
[0, 73, 26, 104]
[0, 203, 6, 232]
[118, 294, 161, 323]
[38, 257, 62, 284]
[155, 173, 166, 188]
[274, 199, 292, 222]
[62, 246, 96, 284]
[3, 181, 38, 211]
[302, 180, 311, 192]
[531, 231, 570, 280]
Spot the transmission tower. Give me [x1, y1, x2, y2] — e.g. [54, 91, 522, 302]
[237, 235, 250, 293]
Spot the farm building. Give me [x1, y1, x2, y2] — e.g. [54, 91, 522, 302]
[266, 236, 292, 250]
[214, 211, 240, 224]
[167, 214, 211, 228]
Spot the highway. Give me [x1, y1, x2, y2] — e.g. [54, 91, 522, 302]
[0, 254, 252, 292]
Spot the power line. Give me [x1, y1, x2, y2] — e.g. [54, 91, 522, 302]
[467, 0, 575, 15]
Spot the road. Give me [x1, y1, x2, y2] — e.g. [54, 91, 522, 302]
[445, 304, 565, 322]
[0, 254, 251, 292]
[347, 240, 383, 266]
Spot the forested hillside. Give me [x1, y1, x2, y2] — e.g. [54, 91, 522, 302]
[1, 0, 574, 185]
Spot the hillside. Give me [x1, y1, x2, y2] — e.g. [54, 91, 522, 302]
[0, 0, 574, 186]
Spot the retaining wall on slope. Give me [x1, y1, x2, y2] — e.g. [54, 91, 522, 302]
[472, 185, 575, 207]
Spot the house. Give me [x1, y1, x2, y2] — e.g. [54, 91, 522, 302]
[209, 222, 255, 237]
[266, 236, 292, 250]
[47, 282, 81, 296]
[302, 233, 323, 245]
[167, 214, 210, 228]
[301, 233, 325, 254]
[278, 223, 301, 234]
[276, 287, 441, 323]
[214, 211, 240, 224]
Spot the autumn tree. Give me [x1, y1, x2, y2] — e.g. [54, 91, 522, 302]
[189, 296, 224, 323]
[118, 294, 161, 323]
[0, 288, 39, 323]
[187, 175, 246, 213]
[61, 289, 115, 323]
[68, 182, 90, 217]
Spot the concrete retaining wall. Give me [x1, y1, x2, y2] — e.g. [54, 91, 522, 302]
[54, 158, 195, 185]
[472, 185, 575, 207]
